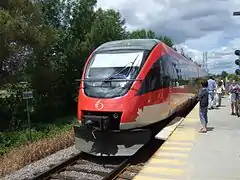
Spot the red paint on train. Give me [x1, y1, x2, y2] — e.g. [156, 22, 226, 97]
[77, 42, 195, 125]
[74, 39, 207, 156]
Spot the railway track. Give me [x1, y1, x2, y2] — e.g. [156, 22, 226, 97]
[31, 152, 130, 180]
[30, 136, 164, 180]
[31, 101, 197, 180]
[115, 164, 145, 180]
[30, 136, 162, 180]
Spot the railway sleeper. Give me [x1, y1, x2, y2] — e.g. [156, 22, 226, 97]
[117, 173, 136, 180]
[64, 166, 109, 177]
[51, 173, 93, 180]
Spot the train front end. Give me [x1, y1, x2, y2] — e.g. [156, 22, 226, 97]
[74, 39, 158, 156]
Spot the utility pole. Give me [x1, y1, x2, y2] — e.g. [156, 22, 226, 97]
[202, 52, 208, 72]
[205, 52, 208, 72]
[233, 12, 240, 75]
[202, 52, 205, 68]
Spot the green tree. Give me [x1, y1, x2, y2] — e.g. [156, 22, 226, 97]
[158, 36, 174, 47]
[0, 0, 58, 130]
[0, 0, 56, 85]
[227, 73, 239, 81]
[221, 71, 228, 79]
[126, 29, 174, 47]
[0, 0, 177, 131]
[126, 29, 155, 39]
[70, 0, 97, 41]
[84, 8, 126, 51]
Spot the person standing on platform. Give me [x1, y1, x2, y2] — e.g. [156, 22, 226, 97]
[229, 80, 240, 115]
[207, 76, 217, 109]
[198, 80, 209, 133]
[221, 80, 225, 97]
[216, 80, 224, 107]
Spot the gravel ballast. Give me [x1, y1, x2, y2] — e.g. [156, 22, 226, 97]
[1, 146, 79, 180]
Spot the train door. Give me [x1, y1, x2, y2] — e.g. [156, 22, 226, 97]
[146, 58, 170, 123]
[149, 62, 165, 123]
[136, 58, 168, 124]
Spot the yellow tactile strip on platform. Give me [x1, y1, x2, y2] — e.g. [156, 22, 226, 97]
[133, 103, 200, 180]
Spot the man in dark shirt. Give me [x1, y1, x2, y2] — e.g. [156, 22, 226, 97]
[198, 80, 209, 133]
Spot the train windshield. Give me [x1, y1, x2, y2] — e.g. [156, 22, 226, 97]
[85, 51, 144, 79]
[84, 51, 145, 98]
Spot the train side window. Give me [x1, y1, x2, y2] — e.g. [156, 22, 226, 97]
[138, 59, 162, 94]
[179, 60, 187, 85]
[169, 56, 178, 87]
[175, 58, 181, 86]
[177, 60, 183, 85]
[161, 55, 171, 88]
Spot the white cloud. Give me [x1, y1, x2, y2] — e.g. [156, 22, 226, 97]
[178, 37, 240, 74]
[97, 0, 240, 74]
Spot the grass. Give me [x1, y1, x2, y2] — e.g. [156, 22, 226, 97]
[0, 116, 78, 178]
[0, 116, 76, 155]
[0, 129, 74, 177]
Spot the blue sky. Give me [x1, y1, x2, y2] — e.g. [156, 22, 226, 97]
[97, 0, 240, 74]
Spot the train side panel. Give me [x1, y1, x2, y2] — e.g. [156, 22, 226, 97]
[131, 43, 203, 127]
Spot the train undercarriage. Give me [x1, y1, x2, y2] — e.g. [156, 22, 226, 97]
[74, 110, 152, 156]
[74, 98, 195, 156]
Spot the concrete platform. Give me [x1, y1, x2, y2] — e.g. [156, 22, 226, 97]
[133, 97, 240, 180]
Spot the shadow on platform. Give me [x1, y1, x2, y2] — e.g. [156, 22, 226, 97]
[207, 127, 214, 131]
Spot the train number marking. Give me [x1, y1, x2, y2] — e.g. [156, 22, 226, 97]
[95, 100, 104, 110]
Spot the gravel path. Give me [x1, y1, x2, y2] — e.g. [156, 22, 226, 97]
[1, 146, 80, 180]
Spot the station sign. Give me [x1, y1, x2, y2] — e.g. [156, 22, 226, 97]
[22, 91, 33, 100]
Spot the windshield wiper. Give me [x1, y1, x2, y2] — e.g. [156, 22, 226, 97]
[126, 54, 140, 77]
[103, 54, 140, 82]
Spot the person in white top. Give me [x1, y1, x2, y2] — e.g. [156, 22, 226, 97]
[220, 80, 225, 97]
[216, 80, 224, 107]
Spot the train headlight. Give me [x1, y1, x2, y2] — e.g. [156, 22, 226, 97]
[85, 120, 94, 128]
[113, 113, 119, 119]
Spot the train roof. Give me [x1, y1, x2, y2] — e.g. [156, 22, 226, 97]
[161, 43, 204, 69]
[94, 39, 208, 74]
[95, 39, 160, 52]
